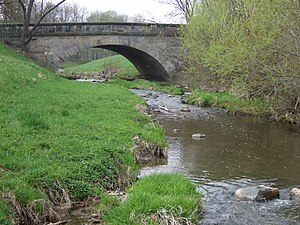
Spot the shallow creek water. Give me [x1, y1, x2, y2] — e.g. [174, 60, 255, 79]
[133, 89, 300, 225]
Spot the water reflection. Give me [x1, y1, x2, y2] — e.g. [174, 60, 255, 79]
[166, 116, 300, 187]
[161, 115, 300, 187]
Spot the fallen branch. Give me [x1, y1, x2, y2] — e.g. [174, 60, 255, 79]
[159, 105, 169, 111]
[47, 220, 70, 225]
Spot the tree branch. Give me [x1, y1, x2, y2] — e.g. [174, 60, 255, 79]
[25, 0, 66, 45]
[17, 0, 26, 21]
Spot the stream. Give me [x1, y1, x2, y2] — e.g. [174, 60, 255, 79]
[134, 89, 300, 225]
[66, 83, 300, 225]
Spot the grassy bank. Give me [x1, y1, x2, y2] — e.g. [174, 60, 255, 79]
[0, 43, 168, 224]
[183, 89, 272, 117]
[62, 55, 139, 80]
[109, 79, 271, 119]
[104, 173, 202, 225]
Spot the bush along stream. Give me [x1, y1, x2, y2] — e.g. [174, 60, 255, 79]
[0, 42, 202, 225]
[180, 0, 300, 125]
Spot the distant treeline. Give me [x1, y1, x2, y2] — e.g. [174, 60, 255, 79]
[0, 0, 146, 23]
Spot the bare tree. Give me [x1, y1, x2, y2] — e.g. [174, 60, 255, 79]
[17, 0, 66, 50]
[0, 0, 23, 22]
[42, 2, 87, 22]
[86, 10, 129, 22]
[159, 0, 199, 23]
[129, 14, 146, 23]
[0, 0, 4, 21]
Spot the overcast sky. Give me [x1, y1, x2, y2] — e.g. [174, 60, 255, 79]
[69, 0, 183, 23]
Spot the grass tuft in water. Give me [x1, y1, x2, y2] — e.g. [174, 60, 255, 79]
[104, 173, 202, 225]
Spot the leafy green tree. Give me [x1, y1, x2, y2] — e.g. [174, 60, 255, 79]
[181, 0, 300, 117]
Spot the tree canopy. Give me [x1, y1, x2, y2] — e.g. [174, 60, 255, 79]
[181, 0, 300, 116]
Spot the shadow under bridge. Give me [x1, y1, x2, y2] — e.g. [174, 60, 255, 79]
[98, 45, 169, 81]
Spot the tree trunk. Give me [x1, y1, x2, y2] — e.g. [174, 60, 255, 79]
[17, 0, 66, 51]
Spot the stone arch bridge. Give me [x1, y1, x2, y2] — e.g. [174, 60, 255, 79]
[0, 22, 182, 81]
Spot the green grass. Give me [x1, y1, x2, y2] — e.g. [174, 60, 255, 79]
[184, 89, 272, 116]
[0, 198, 14, 225]
[63, 55, 139, 79]
[0, 42, 167, 223]
[107, 79, 184, 95]
[104, 173, 202, 225]
[94, 192, 120, 217]
[60, 60, 83, 68]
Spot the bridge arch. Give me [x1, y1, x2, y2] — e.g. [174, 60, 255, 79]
[58, 35, 176, 81]
[98, 45, 169, 81]
[0, 22, 182, 81]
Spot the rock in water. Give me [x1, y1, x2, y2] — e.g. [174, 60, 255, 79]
[291, 188, 300, 201]
[235, 185, 279, 201]
[192, 133, 206, 139]
[256, 187, 280, 201]
[180, 106, 191, 112]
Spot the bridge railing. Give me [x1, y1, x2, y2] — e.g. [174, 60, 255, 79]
[0, 22, 181, 39]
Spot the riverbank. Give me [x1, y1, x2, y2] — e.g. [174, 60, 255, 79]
[0, 42, 201, 224]
[108, 78, 299, 125]
[183, 89, 271, 117]
[101, 78, 299, 125]
[182, 89, 300, 125]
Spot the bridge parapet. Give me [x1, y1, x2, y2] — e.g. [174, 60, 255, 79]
[0, 22, 180, 39]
